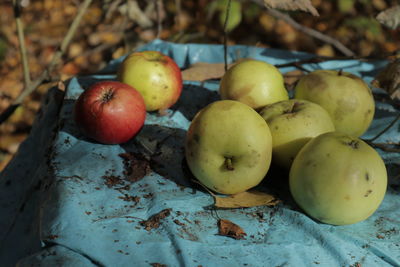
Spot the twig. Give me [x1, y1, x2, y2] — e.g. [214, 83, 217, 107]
[365, 113, 400, 143]
[223, 0, 232, 72]
[275, 53, 389, 69]
[0, 0, 93, 125]
[174, 0, 182, 34]
[266, 9, 355, 57]
[155, 0, 163, 39]
[250, 0, 355, 57]
[13, 0, 31, 87]
[368, 142, 400, 153]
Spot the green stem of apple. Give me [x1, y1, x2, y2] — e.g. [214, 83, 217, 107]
[225, 157, 234, 171]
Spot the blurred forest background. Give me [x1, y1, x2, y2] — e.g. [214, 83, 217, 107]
[0, 0, 399, 170]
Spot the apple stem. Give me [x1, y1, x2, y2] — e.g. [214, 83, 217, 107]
[284, 101, 301, 114]
[225, 157, 234, 171]
[338, 69, 343, 76]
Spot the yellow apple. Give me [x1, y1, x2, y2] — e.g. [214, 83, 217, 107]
[219, 60, 289, 109]
[259, 99, 335, 169]
[185, 100, 273, 194]
[117, 51, 182, 112]
[295, 70, 375, 137]
[290, 131, 387, 225]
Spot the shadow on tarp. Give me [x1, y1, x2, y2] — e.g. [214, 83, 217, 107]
[0, 86, 65, 267]
[122, 124, 196, 189]
[170, 83, 219, 121]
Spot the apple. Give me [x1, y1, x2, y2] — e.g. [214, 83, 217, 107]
[117, 50, 183, 112]
[74, 81, 146, 144]
[289, 131, 387, 225]
[185, 100, 273, 195]
[259, 99, 335, 168]
[294, 70, 375, 137]
[219, 59, 289, 109]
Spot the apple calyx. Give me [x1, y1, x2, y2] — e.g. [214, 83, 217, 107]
[101, 88, 114, 103]
[347, 139, 360, 149]
[224, 157, 235, 171]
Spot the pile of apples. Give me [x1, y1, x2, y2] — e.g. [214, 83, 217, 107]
[74, 51, 183, 144]
[73, 50, 387, 226]
[185, 59, 387, 226]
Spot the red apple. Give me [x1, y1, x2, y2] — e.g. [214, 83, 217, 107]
[117, 51, 183, 112]
[74, 81, 146, 144]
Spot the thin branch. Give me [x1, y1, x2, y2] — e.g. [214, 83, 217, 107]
[155, 0, 163, 39]
[275, 53, 390, 69]
[266, 8, 355, 57]
[250, 0, 355, 57]
[13, 0, 31, 86]
[365, 113, 400, 142]
[174, 0, 182, 34]
[0, 0, 93, 125]
[367, 142, 400, 153]
[223, 0, 232, 72]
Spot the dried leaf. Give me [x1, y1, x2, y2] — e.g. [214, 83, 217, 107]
[57, 80, 66, 91]
[218, 219, 246, 239]
[264, 0, 319, 16]
[372, 59, 400, 100]
[140, 208, 172, 231]
[376, 5, 400, 30]
[119, 152, 151, 183]
[283, 70, 304, 90]
[182, 62, 231, 81]
[214, 190, 279, 208]
[182, 59, 253, 81]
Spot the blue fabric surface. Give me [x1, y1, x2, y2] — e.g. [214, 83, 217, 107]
[1, 40, 399, 267]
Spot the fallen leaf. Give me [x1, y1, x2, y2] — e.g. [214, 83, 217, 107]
[182, 62, 232, 81]
[283, 69, 304, 90]
[140, 208, 172, 231]
[263, 0, 319, 16]
[218, 219, 247, 239]
[182, 59, 255, 81]
[214, 190, 280, 208]
[372, 59, 400, 100]
[376, 5, 400, 30]
[118, 152, 151, 183]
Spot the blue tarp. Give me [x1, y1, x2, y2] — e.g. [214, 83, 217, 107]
[1, 40, 399, 267]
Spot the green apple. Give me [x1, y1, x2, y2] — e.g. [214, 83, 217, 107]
[219, 60, 289, 109]
[117, 51, 182, 112]
[185, 100, 273, 194]
[294, 70, 375, 137]
[259, 99, 335, 169]
[290, 131, 387, 225]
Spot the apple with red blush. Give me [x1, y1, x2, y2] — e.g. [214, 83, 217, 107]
[74, 81, 146, 144]
[117, 51, 183, 112]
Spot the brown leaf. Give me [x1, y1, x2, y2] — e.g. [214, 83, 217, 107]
[119, 152, 151, 183]
[376, 5, 400, 30]
[218, 219, 247, 240]
[214, 190, 280, 208]
[264, 0, 319, 16]
[140, 209, 172, 231]
[372, 59, 400, 100]
[181, 59, 259, 81]
[182, 62, 231, 81]
[283, 70, 304, 90]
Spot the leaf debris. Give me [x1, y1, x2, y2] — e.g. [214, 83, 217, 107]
[218, 219, 247, 240]
[140, 208, 172, 231]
